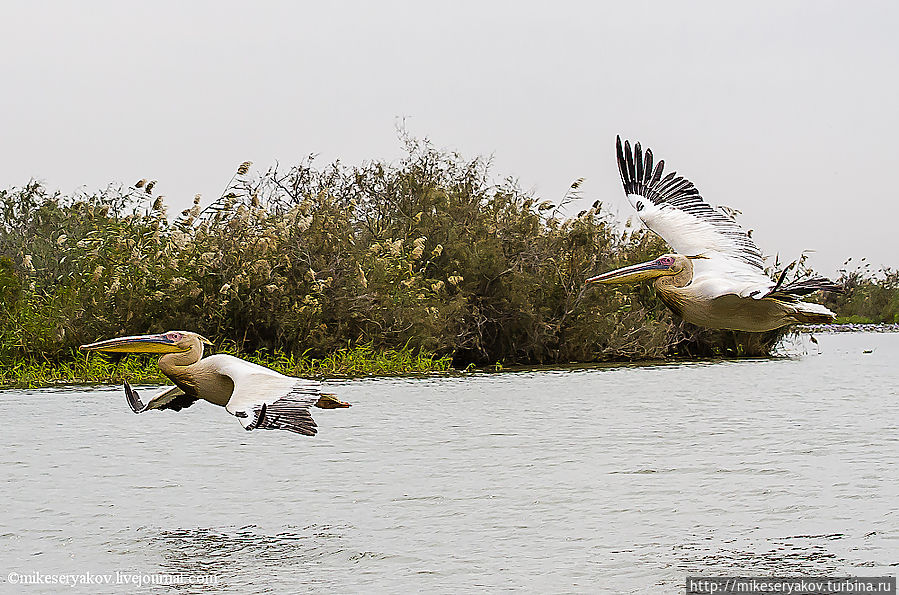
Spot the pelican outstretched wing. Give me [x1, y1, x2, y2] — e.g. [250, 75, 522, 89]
[616, 136, 778, 299]
[238, 387, 321, 436]
[208, 354, 322, 436]
[123, 381, 199, 413]
[616, 136, 765, 270]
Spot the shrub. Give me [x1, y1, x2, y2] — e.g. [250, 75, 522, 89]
[823, 260, 899, 324]
[0, 139, 800, 370]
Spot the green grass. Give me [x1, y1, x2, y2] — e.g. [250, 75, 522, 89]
[832, 315, 877, 324]
[0, 352, 167, 387]
[239, 343, 453, 378]
[0, 344, 453, 389]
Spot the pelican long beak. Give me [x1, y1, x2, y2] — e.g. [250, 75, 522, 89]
[585, 257, 675, 285]
[79, 333, 187, 354]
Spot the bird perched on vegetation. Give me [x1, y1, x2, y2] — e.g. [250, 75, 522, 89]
[586, 137, 840, 332]
[80, 331, 350, 436]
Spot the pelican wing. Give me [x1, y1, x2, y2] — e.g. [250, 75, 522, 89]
[209, 354, 322, 436]
[123, 381, 199, 413]
[616, 136, 766, 271]
[688, 256, 775, 300]
[239, 388, 321, 436]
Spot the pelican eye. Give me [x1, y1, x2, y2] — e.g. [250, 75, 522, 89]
[659, 257, 674, 265]
[168, 332, 183, 341]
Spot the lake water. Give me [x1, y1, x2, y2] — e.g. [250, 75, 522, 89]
[1, 333, 897, 593]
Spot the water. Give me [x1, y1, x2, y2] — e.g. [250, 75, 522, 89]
[1, 333, 897, 593]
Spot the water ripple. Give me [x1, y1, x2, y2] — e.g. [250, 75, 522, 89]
[0, 332, 897, 593]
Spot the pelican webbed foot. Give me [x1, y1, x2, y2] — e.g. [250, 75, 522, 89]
[314, 393, 351, 409]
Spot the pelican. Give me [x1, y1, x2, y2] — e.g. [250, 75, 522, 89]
[586, 137, 840, 332]
[80, 330, 350, 436]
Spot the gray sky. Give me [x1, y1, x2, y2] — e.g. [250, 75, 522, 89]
[2, 1, 896, 276]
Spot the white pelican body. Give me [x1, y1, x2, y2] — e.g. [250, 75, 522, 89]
[657, 272, 834, 332]
[586, 137, 839, 332]
[81, 331, 350, 436]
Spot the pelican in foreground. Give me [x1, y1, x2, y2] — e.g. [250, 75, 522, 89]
[586, 137, 840, 332]
[80, 331, 350, 436]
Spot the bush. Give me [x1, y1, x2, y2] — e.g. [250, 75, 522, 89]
[0, 138, 794, 369]
[823, 260, 899, 324]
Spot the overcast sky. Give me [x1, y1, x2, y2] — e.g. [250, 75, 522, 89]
[2, 1, 896, 275]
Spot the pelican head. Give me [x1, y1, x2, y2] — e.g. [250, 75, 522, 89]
[80, 330, 212, 354]
[585, 254, 689, 286]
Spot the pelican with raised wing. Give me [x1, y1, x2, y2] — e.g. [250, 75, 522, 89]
[80, 331, 350, 436]
[585, 137, 840, 332]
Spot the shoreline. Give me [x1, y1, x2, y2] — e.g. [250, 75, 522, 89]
[2, 324, 895, 389]
[797, 323, 899, 334]
[0, 345, 453, 389]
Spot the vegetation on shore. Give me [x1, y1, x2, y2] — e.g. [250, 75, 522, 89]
[2, 135, 884, 387]
[822, 261, 899, 324]
[0, 343, 452, 388]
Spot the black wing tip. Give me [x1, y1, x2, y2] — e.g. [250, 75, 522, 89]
[616, 136, 665, 197]
[123, 381, 146, 414]
[258, 402, 267, 426]
[244, 402, 268, 431]
[616, 136, 703, 204]
[795, 276, 844, 294]
[299, 424, 318, 437]
[243, 397, 319, 437]
[765, 276, 843, 300]
[615, 136, 765, 270]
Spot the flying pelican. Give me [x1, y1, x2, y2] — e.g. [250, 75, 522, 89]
[585, 137, 840, 332]
[80, 330, 350, 436]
